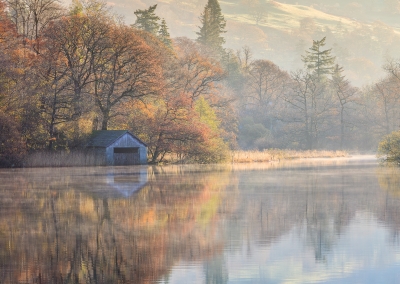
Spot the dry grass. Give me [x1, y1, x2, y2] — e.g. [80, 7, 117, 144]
[230, 149, 348, 163]
[23, 149, 348, 167]
[24, 151, 106, 168]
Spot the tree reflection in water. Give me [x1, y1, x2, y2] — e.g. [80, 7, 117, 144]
[0, 166, 236, 284]
[1, 158, 400, 283]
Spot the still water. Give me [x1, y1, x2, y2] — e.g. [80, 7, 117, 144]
[1, 156, 400, 283]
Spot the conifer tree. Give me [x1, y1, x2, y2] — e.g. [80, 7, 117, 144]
[302, 37, 335, 80]
[133, 4, 160, 35]
[158, 18, 172, 48]
[196, 0, 226, 53]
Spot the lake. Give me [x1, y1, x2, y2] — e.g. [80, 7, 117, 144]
[1, 156, 400, 283]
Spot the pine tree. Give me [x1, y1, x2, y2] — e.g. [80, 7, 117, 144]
[158, 18, 172, 48]
[302, 37, 335, 80]
[196, 0, 226, 53]
[133, 4, 160, 35]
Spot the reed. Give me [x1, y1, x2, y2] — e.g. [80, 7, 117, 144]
[24, 150, 106, 168]
[23, 149, 348, 167]
[230, 149, 348, 163]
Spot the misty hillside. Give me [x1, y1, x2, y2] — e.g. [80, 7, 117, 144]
[84, 0, 400, 86]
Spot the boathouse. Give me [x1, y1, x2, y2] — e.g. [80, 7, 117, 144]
[86, 130, 147, 166]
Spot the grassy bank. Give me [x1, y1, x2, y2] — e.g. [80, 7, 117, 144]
[230, 149, 348, 163]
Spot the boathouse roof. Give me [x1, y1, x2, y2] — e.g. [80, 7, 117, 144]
[86, 130, 147, 148]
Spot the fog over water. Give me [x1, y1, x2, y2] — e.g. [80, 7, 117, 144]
[1, 156, 400, 283]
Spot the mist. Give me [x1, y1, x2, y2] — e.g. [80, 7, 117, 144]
[91, 0, 400, 87]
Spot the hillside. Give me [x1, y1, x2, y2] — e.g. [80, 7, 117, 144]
[74, 0, 400, 86]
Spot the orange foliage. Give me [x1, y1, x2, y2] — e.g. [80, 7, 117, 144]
[173, 37, 225, 103]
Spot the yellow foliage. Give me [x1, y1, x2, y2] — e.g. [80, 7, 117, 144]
[138, 208, 156, 226]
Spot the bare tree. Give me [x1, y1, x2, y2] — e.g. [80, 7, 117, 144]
[6, 0, 64, 53]
[330, 64, 359, 149]
[282, 70, 335, 149]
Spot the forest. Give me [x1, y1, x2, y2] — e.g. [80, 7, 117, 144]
[0, 0, 400, 166]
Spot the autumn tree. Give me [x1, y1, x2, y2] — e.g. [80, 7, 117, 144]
[0, 0, 34, 156]
[118, 36, 230, 163]
[377, 130, 400, 164]
[0, 0, 18, 109]
[127, 93, 204, 163]
[30, 6, 105, 148]
[0, 0, 26, 163]
[0, 111, 26, 167]
[192, 96, 229, 163]
[44, 4, 110, 106]
[45, 2, 163, 134]
[173, 37, 225, 104]
[174, 38, 236, 149]
[6, 0, 64, 53]
[91, 25, 162, 130]
[34, 32, 82, 149]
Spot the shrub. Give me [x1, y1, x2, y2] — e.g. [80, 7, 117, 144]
[377, 131, 400, 164]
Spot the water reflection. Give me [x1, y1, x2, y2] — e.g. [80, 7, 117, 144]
[1, 157, 400, 283]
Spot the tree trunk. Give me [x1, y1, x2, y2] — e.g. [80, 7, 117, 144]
[101, 111, 109, 130]
[340, 107, 344, 150]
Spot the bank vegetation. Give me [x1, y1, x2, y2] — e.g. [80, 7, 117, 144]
[0, 0, 398, 167]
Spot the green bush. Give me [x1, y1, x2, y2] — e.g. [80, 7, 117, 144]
[377, 131, 400, 164]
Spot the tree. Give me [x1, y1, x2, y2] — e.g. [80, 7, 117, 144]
[33, 0, 165, 150]
[0, 111, 26, 167]
[192, 96, 229, 163]
[282, 69, 335, 149]
[196, 0, 226, 53]
[240, 60, 290, 148]
[236, 46, 252, 73]
[331, 64, 358, 149]
[173, 37, 225, 104]
[0, 0, 19, 108]
[91, 25, 162, 130]
[158, 18, 172, 48]
[302, 37, 335, 80]
[133, 4, 160, 35]
[245, 60, 289, 110]
[373, 77, 400, 135]
[249, 0, 267, 26]
[6, 0, 64, 53]
[35, 35, 82, 150]
[128, 93, 206, 163]
[43, 6, 110, 110]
